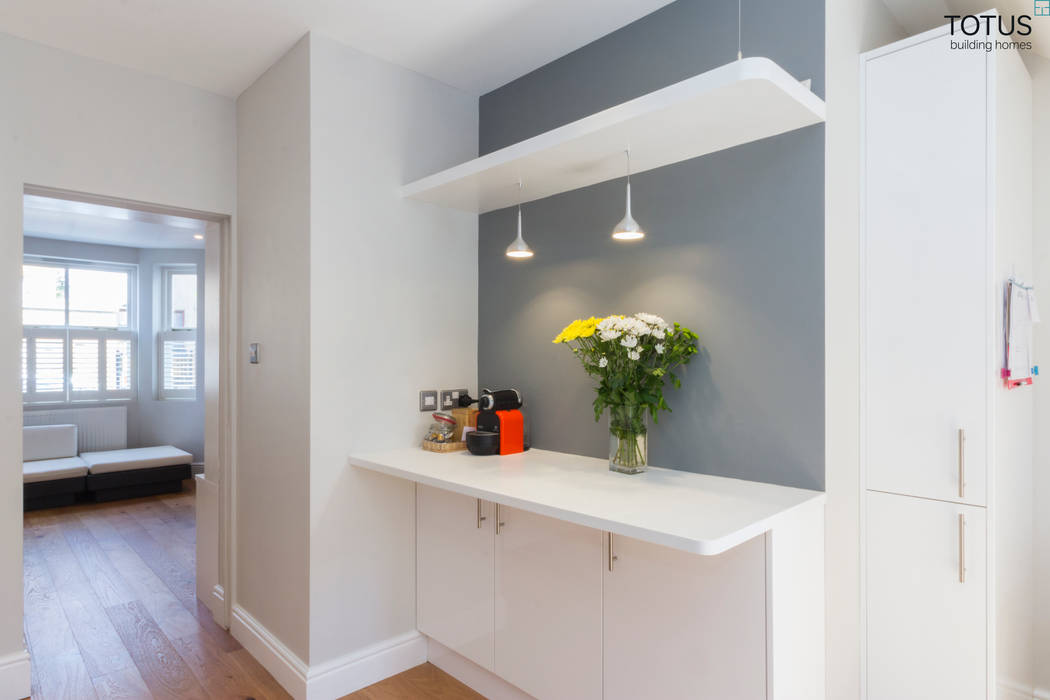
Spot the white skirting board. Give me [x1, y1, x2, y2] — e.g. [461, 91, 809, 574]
[426, 638, 534, 700]
[999, 679, 1050, 700]
[0, 650, 31, 700]
[230, 605, 426, 700]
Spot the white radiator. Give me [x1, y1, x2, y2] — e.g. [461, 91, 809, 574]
[24, 406, 127, 452]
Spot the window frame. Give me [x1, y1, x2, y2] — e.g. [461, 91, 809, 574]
[157, 264, 198, 401]
[22, 256, 138, 406]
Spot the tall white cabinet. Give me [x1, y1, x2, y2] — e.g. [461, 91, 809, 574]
[861, 22, 1034, 700]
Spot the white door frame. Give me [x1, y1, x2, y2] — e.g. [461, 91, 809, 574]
[21, 183, 236, 629]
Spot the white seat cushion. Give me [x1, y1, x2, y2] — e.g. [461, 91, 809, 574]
[81, 446, 193, 475]
[23, 424, 78, 461]
[23, 456, 88, 483]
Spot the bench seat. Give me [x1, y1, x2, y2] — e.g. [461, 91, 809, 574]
[24, 456, 89, 483]
[81, 446, 193, 474]
[23, 424, 86, 510]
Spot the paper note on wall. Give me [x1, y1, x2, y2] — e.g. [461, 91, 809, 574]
[1005, 280, 1038, 389]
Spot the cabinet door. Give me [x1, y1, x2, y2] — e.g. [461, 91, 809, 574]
[494, 506, 602, 700]
[863, 32, 989, 506]
[603, 533, 766, 700]
[866, 491, 986, 700]
[417, 485, 494, 671]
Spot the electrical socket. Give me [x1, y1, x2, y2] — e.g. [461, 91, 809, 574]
[439, 390, 456, 410]
[440, 389, 471, 410]
[419, 390, 438, 412]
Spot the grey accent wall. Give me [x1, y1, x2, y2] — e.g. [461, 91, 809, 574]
[23, 236, 206, 461]
[477, 0, 825, 490]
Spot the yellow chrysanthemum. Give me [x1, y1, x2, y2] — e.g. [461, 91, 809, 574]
[553, 319, 578, 343]
[577, 316, 600, 338]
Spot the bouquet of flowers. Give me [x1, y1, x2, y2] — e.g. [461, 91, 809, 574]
[553, 313, 700, 473]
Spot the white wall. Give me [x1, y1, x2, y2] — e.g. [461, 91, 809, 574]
[0, 32, 235, 697]
[234, 35, 313, 662]
[22, 237, 207, 461]
[1026, 52, 1050, 698]
[307, 32, 478, 669]
[823, 3, 904, 699]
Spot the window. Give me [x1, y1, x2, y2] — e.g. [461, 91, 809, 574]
[22, 259, 135, 404]
[158, 266, 198, 400]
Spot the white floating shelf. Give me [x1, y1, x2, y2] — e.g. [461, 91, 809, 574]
[402, 57, 825, 214]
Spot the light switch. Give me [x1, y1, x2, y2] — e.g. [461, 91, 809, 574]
[419, 390, 438, 412]
[249, 343, 260, 364]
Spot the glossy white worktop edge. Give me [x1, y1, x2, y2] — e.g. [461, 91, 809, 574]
[350, 447, 824, 555]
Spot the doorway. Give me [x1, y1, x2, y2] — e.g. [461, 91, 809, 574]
[19, 185, 239, 698]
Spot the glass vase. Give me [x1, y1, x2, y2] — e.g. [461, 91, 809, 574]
[608, 403, 648, 474]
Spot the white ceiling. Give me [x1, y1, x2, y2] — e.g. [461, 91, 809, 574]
[0, 0, 674, 97]
[880, 0, 1050, 58]
[23, 195, 208, 249]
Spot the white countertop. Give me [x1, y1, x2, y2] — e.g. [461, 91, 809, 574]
[350, 448, 824, 556]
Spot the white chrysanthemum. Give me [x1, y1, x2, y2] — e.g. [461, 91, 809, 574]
[620, 335, 638, 348]
[655, 343, 665, 354]
[599, 329, 621, 341]
[597, 316, 618, 332]
[598, 356, 608, 368]
[634, 312, 668, 330]
[628, 350, 641, 361]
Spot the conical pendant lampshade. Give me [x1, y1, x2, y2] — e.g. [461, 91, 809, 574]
[612, 149, 645, 241]
[506, 182, 534, 259]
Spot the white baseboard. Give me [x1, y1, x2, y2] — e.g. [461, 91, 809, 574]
[426, 638, 533, 700]
[230, 604, 426, 700]
[204, 584, 227, 627]
[231, 605, 308, 699]
[0, 650, 31, 700]
[999, 678, 1050, 700]
[306, 631, 426, 700]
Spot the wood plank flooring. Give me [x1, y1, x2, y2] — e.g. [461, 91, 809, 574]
[23, 483, 487, 700]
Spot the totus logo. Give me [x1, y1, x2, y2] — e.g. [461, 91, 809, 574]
[944, 13, 1034, 51]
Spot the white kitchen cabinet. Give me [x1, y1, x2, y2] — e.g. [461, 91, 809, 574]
[603, 532, 766, 700]
[863, 29, 989, 507]
[416, 485, 495, 671]
[861, 18, 1034, 699]
[375, 448, 824, 700]
[866, 491, 987, 700]
[494, 505, 603, 700]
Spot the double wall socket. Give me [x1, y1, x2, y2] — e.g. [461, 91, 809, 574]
[439, 389, 470, 410]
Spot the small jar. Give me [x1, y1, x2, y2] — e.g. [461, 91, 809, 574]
[424, 411, 457, 444]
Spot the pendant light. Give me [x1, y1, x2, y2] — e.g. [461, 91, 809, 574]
[612, 148, 645, 241]
[505, 180, 534, 259]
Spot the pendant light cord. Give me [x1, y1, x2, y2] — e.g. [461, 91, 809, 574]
[737, 0, 742, 60]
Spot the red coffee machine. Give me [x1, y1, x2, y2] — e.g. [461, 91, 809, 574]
[466, 389, 527, 456]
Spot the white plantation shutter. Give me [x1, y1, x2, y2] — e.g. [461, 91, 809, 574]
[159, 330, 197, 399]
[106, 337, 133, 393]
[22, 330, 134, 404]
[70, 336, 102, 400]
[23, 331, 66, 403]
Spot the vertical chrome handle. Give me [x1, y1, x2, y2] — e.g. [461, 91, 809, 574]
[496, 504, 504, 535]
[476, 499, 486, 528]
[608, 533, 618, 572]
[958, 429, 966, 499]
[959, 513, 966, 583]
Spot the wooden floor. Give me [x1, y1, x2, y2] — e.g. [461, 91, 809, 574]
[23, 483, 485, 700]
